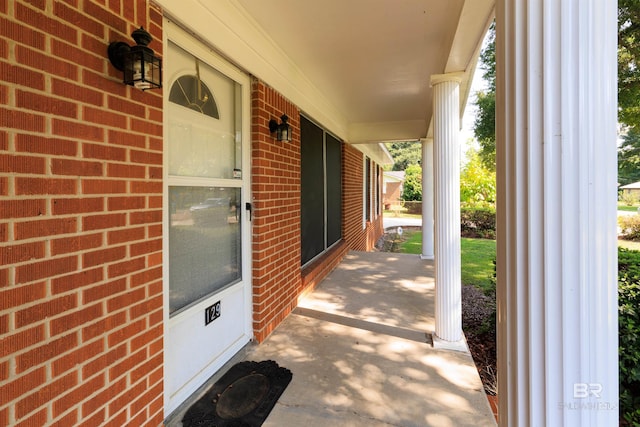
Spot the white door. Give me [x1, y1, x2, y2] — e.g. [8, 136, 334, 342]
[163, 21, 252, 415]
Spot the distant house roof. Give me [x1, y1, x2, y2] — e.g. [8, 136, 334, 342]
[383, 171, 405, 182]
[621, 181, 640, 189]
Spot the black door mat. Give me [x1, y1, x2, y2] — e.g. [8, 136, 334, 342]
[182, 360, 293, 427]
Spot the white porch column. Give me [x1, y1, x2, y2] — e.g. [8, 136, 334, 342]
[496, 1, 618, 426]
[420, 138, 434, 260]
[431, 73, 464, 343]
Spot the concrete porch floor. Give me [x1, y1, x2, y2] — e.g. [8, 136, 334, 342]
[167, 251, 496, 427]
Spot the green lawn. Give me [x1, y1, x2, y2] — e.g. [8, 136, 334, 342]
[397, 231, 496, 292]
[618, 203, 639, 212]
[398, 230, 422, 254]
[398, 231, 639, 291]
[459, 238, 496, 291]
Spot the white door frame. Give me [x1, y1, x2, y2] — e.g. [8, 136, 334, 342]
[162, 18, 253, 416]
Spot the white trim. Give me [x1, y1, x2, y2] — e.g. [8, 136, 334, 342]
[158, 0, 349, 140]
[620, 181, 640, 189]
[430, 72, 465, 87]
[496, 0, 618, 424]
[351, 142, 394, 166]
[348, 120, 427, 144]
[162, 19, 253, 417]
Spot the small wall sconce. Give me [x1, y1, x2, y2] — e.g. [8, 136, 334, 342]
[269, 114, 292, 142]
[108, 27, 162, 90]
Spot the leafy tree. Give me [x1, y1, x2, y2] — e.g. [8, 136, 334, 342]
[619, 127, 640, 186]
[618, 1, 640, 190]
[476, 7, 640, 177]
[401, 164, 422, 201]
[385, 141, 421, 171]
[619, 0, 640, 128]
[474, 91, 496, 170]
[472, 23, 496, 171]
[460, 148, 496, 209]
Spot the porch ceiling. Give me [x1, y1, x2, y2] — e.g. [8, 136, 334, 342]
[236, 0, 494, 143]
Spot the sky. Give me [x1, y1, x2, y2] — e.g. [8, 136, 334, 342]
[460, 27, 492, 159]
[460, 59, 489, 158]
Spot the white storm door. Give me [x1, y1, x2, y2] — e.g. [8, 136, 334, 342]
[164, 21, 252, 415]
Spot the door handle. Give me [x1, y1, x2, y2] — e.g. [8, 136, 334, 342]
[245, 202, 252, 221]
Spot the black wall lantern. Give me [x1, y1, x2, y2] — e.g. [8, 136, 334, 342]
[108, 27, 162, 90]
[269, 114, 292, 142]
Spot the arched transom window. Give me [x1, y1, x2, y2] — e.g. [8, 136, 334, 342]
[169, 74, 220, 119]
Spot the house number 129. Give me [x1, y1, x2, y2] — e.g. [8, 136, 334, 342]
[205, 301, 221, 325]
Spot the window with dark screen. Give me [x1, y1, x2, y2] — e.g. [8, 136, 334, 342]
[301, 116, 342, 265]
[376, 164, 381, 216]
[365, 157, 371, 222]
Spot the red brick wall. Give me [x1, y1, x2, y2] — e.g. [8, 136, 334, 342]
[0, 2, 164, 426]
[251, 80, 369, 342]
[251, 80, 303, 342]
[249, 84, 384, 343]
[343, 144, 383, 251]
[343, 144, 365, 249]
[300, 240, 348, 296]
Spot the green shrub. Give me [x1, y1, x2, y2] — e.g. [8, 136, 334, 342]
[403, 201, 422, 215]
[619, 215, 640, 240]
[618, 248, 640, 425]
[401, 164, 422, 201]
[460, 148, 496, 209]
[621, 191, 639, 207]
[460, 207, 496, 239]
[463, 247, 640, 423]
